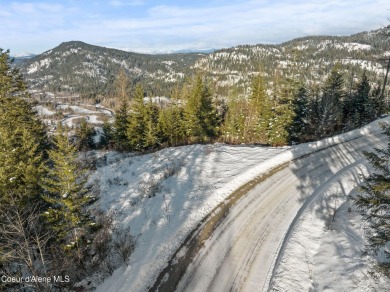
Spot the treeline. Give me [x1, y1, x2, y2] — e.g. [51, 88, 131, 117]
[101, 65, 385, 152]
[222, 66, 384, 145]
[100, 70, 221, 151]
[0, 49, 133, 291]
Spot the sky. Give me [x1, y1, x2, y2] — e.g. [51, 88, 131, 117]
[1, 0, 389, 55]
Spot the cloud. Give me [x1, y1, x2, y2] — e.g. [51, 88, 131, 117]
[10, 2, 63, 13]
[109, 0, 145, 7]
[3, 0, 390, 54]
[98, 0, 388, 49]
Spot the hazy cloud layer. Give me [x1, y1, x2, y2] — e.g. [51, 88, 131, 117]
[1, 0, 389, 54]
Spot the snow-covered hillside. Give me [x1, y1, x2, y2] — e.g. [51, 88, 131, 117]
[93, 117, 390, 292]
[91, 144, 288, 291]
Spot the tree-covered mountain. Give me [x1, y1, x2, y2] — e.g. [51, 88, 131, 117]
[194, 26, 390, 95]
[21, 41, 205, 97]
[20, 26, 390, 97]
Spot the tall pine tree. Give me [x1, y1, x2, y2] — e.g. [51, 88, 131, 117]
[183, 75, 218, 143]
[0, 49, 47, 206]
[316, 66, 345, 138]
[143, 98, 160, 150]
[354, 125, 390, 253]
[127, 84, 147, 151]
[221, 92, 248, 144]
[113, 70, 130, 150]
[43, 124, 93, 250]
[158, 89, 185, 147]
[249, 74, 272, 143]
[289, 86, 309, 144]
[268, 75, 296, 146]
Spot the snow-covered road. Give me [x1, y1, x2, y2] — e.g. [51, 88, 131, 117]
[175, 124, 388, 291]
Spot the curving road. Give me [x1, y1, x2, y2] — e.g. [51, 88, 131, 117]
[173, 126, 387, 292]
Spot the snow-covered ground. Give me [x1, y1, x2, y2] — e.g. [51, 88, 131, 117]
[34, 105, 55, 116]
[57, 104, 99, 114]
[94, 117, 390, 292]
[270, 147, 390, 290]
[271, 187, 390, 291]
[92, 144, 289, 291]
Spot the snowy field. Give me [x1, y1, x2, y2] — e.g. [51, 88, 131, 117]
[93, 117, 390, 292]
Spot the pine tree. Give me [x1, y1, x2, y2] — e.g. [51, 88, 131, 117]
[113, 70, 130, 150]
[371, 81, 386, 117]
[0, 127, 46, 205]
[354, 125, 390, 253]
[158, 89, 185, 147]
[143, 98, 160, 150]
[317, 66, 345, 137]
[289, 86, 309, 144]
[0, 49, 27, 98]
[0, 49, 47, 207]
[354, 71, 373, 126]
[268, 76, 296, 146]
[75, 118, 95, 151]
[221, 93, 247, 144]
[100, 117, 113, 148]
[183, 75, 218, 143]
[43, 124, 93, 249]
[343, 71, 372, 130]
[248, 74, 272, 143]
[127, 84, 147, 151]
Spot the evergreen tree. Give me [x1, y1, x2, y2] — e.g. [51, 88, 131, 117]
[354, 71, 372, 126]
[343, 71, 372, 130]
[183, 75, 218, 143]
[43, 124, 93, 250]
[268, 76, 296, 146]
[75, 118, 96, 151]
[113, 70, 130, 150]
[354, 125, 390, 253]
[100, 117, 113, 148]
[317, 66, 345, 137]
[221, 93, 248, 144]
[158, 89, 185, 147]
[127, 84, 147, 151]
[371, 81, 386, 117]
[143, 98, 160, 150]
[248, 74, 272, 143]
[289, 86, 309, 144]
[0, 127, 46, 206]
[0, 49, 47, 206]
[0, 49, 27, 98]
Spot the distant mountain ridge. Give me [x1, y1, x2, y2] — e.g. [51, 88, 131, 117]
[11, 52, 36, 59]
[20, 26, 390, 97]
[11, 52, 37, 66]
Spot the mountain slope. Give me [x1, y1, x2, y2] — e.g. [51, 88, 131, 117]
[22, 41, 204, 96]
[21, 26, 390, 97]
[194, 26, 390, 93]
